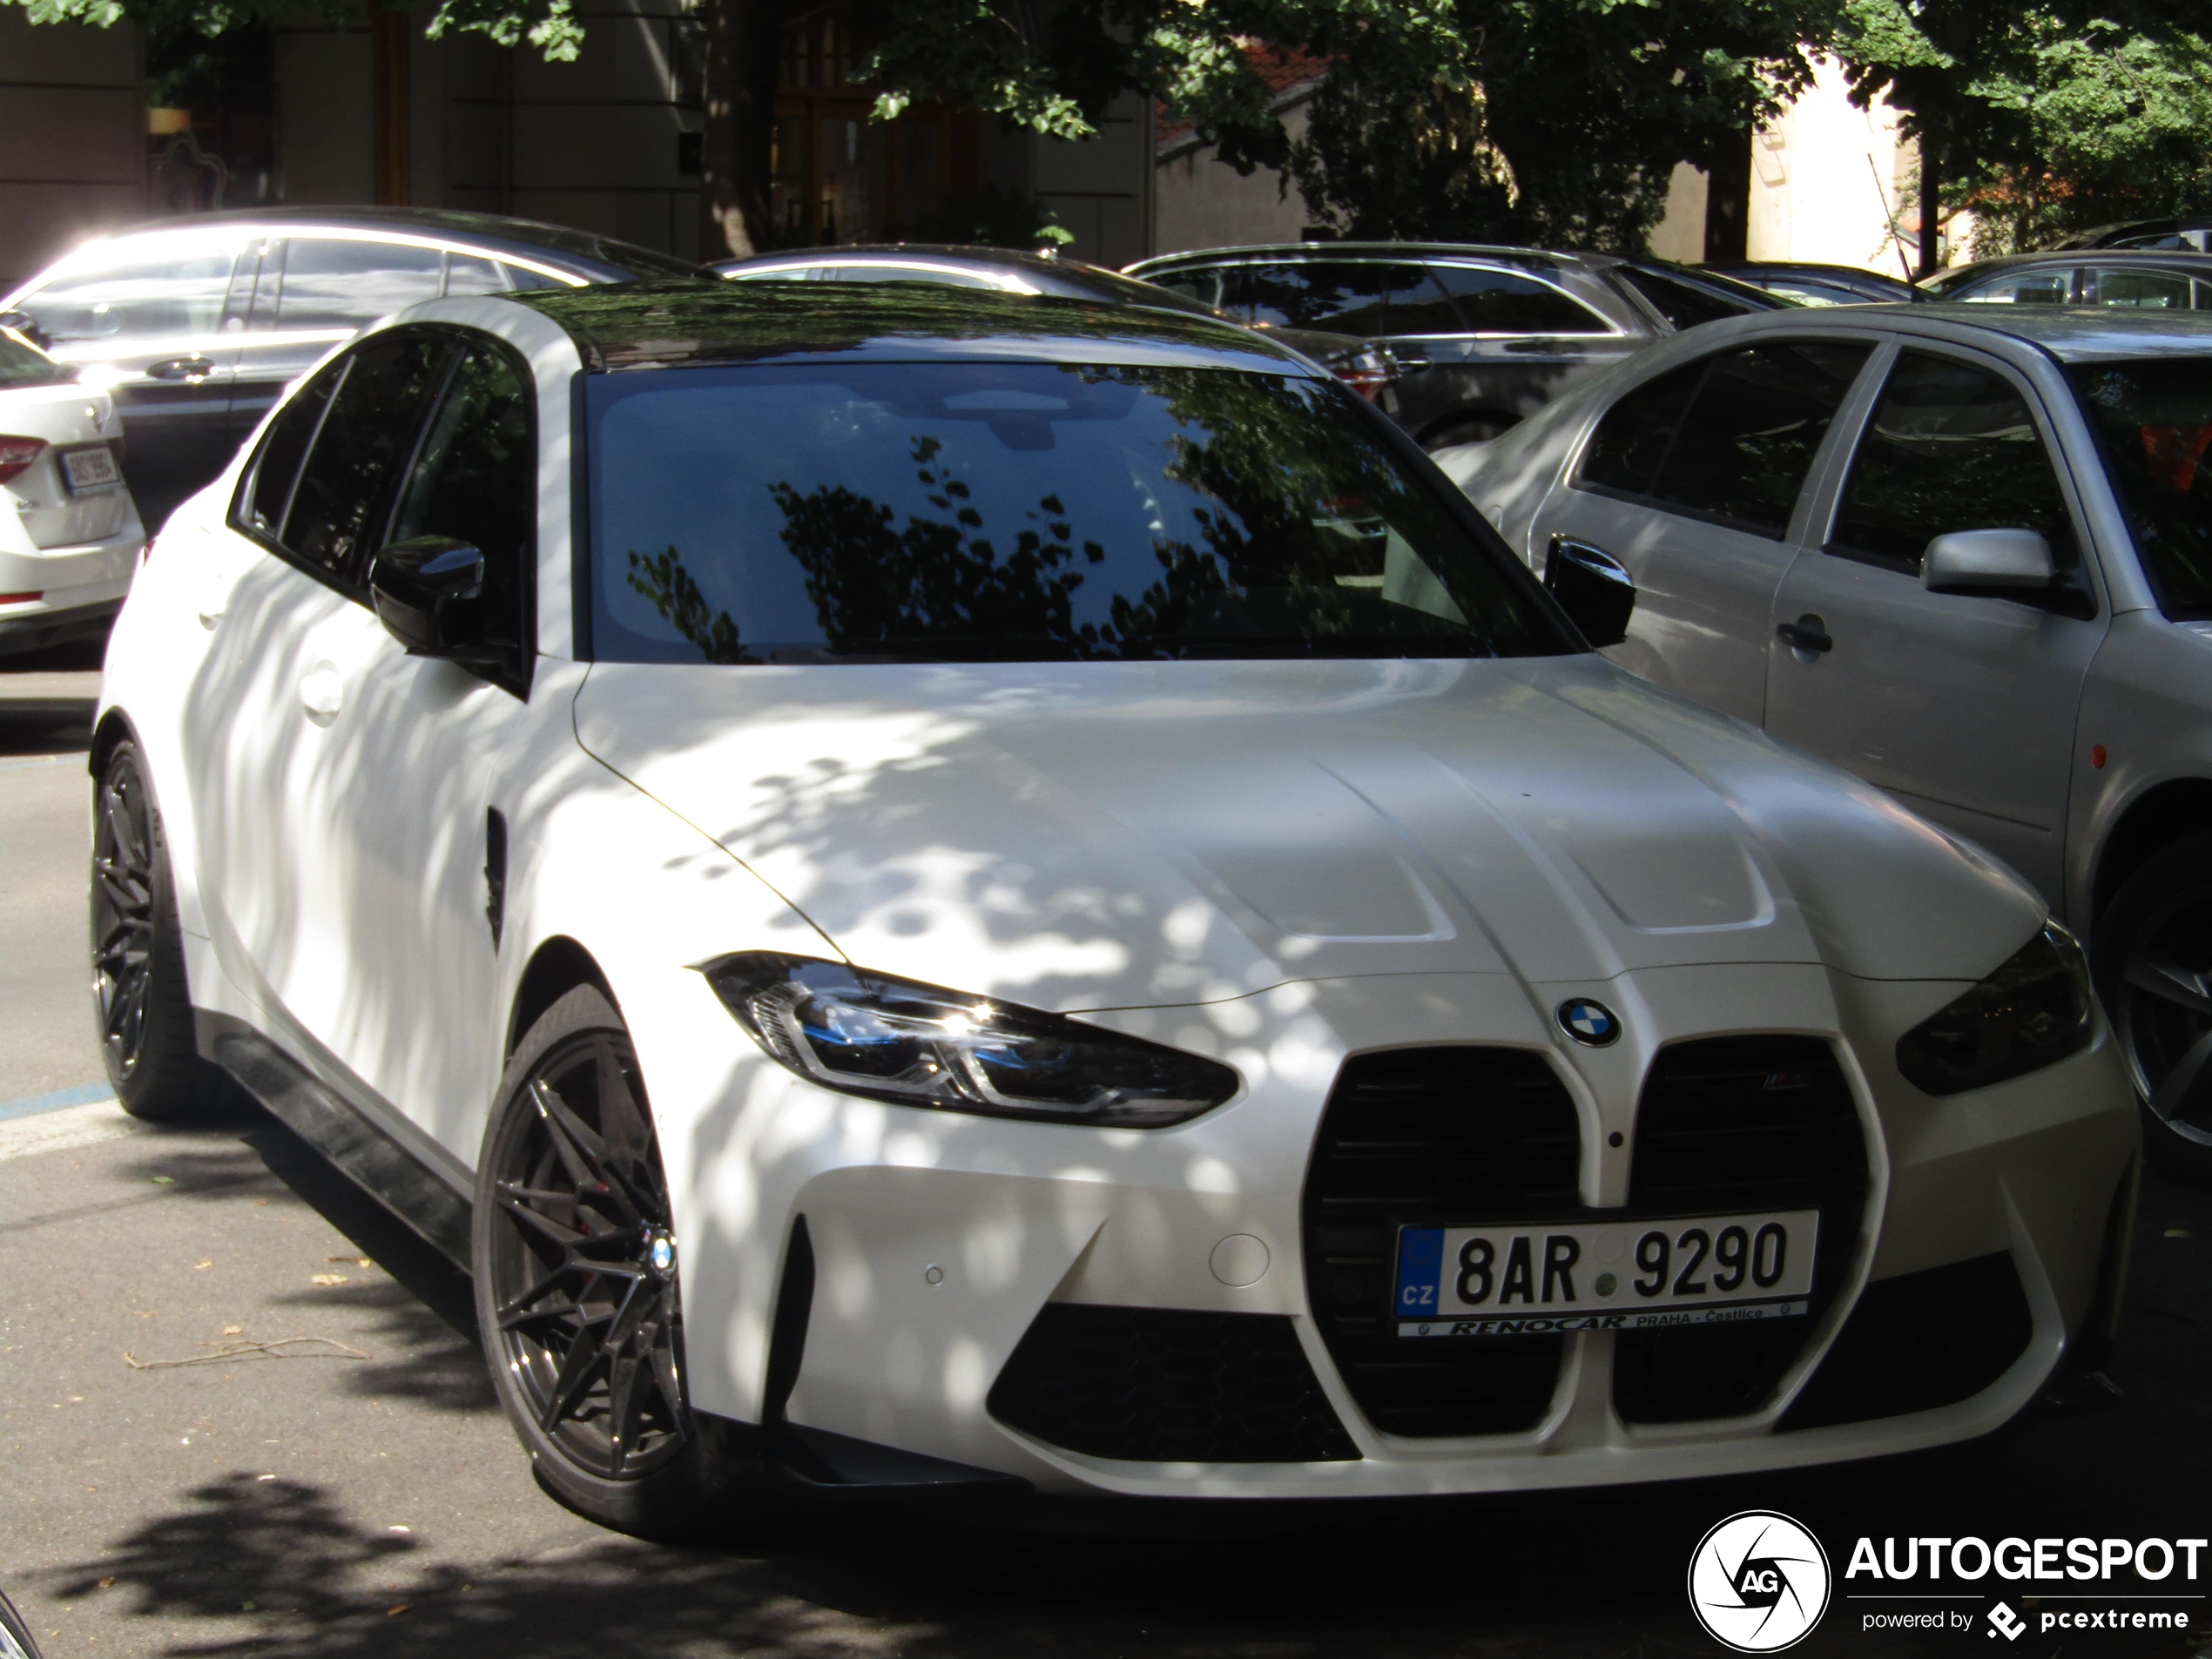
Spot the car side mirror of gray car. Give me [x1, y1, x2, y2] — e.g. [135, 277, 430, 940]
[1921, 529, 2055, 593]
[369, 536, 508, 664]
[1545, 535, 1636, 649]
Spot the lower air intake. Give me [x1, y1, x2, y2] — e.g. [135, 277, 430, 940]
[987, 1304, 1359, 1462]
[1781, 1252, 2034, 1430]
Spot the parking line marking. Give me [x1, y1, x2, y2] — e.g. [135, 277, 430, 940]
[0, 1097, 133, 1162]
[0, 1082, 117, 1123]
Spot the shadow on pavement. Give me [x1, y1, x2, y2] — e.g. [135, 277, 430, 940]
[111, 1099, 490, 1414]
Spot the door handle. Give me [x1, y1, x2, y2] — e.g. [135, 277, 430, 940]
[1776, 614, 1834, 655]
[145, 355, 216, 383]
[299, 664, 344, 722]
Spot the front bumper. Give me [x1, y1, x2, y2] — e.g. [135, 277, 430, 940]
[654, 961, 2136, 1501]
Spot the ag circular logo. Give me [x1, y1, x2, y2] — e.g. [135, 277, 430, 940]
[1687, 1511, 1831, 1652]
[1555, 996, 1621, 1047]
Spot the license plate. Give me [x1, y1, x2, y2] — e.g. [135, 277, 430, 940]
[61, 445, 120, 492]
[1393, 1210, 1818, 1338]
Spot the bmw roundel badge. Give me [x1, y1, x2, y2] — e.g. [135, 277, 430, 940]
[1557, 997, 1621, 1047]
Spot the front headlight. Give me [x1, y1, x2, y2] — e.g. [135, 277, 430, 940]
[1895, 921, 2094, 1096]
[701, 954, 1239, 1127]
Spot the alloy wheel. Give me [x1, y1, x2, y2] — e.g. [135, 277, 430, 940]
[91, 754, 158, 1081]
[486, 1030, 691, 1480]
[2112, 889, 2212, 1147]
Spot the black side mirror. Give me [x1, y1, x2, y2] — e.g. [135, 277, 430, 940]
[368, 536, 506, 664]
[0, 309, 51, 352]
[1545, 535, 1636, 649]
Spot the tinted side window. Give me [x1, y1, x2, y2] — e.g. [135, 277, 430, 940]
[1577, 362, 1703, 496]
[1614, 266, 1750, 330]
[1649, 343, 1871, 536]
[390, 343, 534, 651]
[18, 246, 239, 344]
[443, 253, 510, 296]
[275, 239, 443, 330]
[1143, 268, 1222, 307]
[1429, 266, 1610, 334]
[2087, 266, 2192, 310]
[1958, 267, 2074, 306]
[1219, 261, 1420, 334]
[1831, 351, 2078, 571]
[283, 332, 453, 585]
[239, 358, 346, 539]
[502, 264, 567, 293]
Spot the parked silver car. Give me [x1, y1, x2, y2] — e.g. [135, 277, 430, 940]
[1441, 302, 2212, 1178]
[0, 208, 706, 529]
[1918, 248, 2212, 311]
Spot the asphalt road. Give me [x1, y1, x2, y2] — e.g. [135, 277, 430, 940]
[1, 637, 2207, 1659]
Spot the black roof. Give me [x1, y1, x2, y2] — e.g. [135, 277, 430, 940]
[508, 280, 1315, 373]
[127, 206, 710, 282]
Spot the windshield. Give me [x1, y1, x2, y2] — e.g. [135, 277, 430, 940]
[2069, 355, 2212, 615]
[1615, 264, 1791, 330]
[0, 328, 73, 388]
[586, 361, 1566, 664]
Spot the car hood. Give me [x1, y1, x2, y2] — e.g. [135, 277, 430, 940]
[571, 655, 2044, 1013]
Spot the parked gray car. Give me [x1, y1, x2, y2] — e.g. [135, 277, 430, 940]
[1122, 243, 1788, 449]
[1918, 248, 2212, 312]
[0, 207, 706, 529]
[1442, 301, 2212, 1178]
[714, 244, 1401, 401]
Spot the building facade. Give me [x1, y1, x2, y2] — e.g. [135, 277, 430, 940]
[1, 0, 1155, 293]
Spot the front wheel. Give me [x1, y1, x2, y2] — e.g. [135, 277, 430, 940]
[2094, 830, 2212, 1185]
[90, 740, 230, 1121]
[474, 984, 748, 1539]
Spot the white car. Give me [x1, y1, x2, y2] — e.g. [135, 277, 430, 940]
[0, 323, 140, 655]
[94, 282, 2135, 1536]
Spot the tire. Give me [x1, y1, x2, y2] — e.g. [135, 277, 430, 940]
[2093, 830, 2212, 1185]
[1421, 415, 1516, 452]
[0, 1585, 44, 1658]
[473, 984, 751, 1540]
[90, 740, 231, 1122]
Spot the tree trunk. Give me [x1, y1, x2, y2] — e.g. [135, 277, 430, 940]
[1917, 135, 1940, 279]
[1703, 125, 1752, 264]
[697, 0, 789, 260]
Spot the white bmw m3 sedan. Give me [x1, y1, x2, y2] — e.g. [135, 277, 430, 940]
[91, 280, 2137, 1536]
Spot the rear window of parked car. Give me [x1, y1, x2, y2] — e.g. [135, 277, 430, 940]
[2069, 354, 2212, 616]
[1575, 342, 1871, 536]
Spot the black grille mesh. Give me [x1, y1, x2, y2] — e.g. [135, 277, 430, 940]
[1301, 1047, 1581, 1437]
[986, 1304, 1359, 1462]
[1612, 1035, 1868, 1424]
[1781, 1252, 2033, 1430]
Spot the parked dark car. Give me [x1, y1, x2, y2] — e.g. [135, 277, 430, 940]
[0, 207, 710, 528]
[1122, 243, 1789, 450]
[1703, 261, 1917, 306]
[1917, 249, 2212, 312]
[714, 244, 1401, 402]
[2049, 214, 2212, 253]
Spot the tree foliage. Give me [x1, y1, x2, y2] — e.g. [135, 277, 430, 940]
[1831, 0, 2211, 253]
